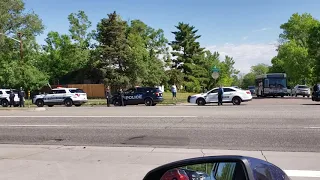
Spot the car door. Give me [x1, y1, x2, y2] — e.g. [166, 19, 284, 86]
[123, 88, 137, 105]
[43, 90, 55, 104]
[55, 89, 67, 104]
[206, 89, 219, 103]
[223, 88, 237, 102]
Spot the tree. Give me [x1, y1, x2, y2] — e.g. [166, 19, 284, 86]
[170, 22, 206, 91]
[251, 63, 269, 75]
[0, 0, 48, 90]
[308, 25, 320, 82]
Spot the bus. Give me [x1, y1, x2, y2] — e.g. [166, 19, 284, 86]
[255, 73, 287, 97]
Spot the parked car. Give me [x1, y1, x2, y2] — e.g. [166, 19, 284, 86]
[292, 85, 311, 97]
[160, 168, 189, 180]
[0, 89, 22, 107]
[248, 86, 255, 94]
[188, 87, 252, 106]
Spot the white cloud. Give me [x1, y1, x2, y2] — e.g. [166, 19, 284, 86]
[242, 36, 248, 40]
[252, 28, 271, 32]
[206, 42, 278, 73]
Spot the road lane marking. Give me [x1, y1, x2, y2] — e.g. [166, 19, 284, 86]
[0, 115, 197, 118]
[285, 170, 320, 177]
[0, 125, 73, 127]
[304, 127, 320, 129]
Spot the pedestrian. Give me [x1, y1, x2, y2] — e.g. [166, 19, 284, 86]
[218, 85, 224, 106]
[119, 88, 124, 106]
[9, 90, 15, 107]
[105, 86, 111, 107]
[18, 87, 25, 107]
[171, 84, 177, 100]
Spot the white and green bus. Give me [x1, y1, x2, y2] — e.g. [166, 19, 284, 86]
[255, 73, 287, 97]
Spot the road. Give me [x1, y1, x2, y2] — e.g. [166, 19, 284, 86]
[0, 98, 319, 152]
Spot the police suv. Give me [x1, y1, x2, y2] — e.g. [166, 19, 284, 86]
[188, 86, 252, 106]
[0, 89, 21, 107]
[33, 87, 88, 107]
[112, 87, 163, 106]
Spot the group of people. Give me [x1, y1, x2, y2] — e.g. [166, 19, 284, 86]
[9, 87, 25, 107]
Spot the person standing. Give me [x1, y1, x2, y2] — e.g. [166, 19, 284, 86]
[18, 87, 25, 107]
[105, 86, 111, 107]
[9, 90, 15, 107]
[218, 85, 224, 106]
[119, 88, 124, 106]
[171, 84, 177, 100]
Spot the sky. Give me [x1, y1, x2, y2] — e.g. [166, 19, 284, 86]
[24, 0, 320, 73]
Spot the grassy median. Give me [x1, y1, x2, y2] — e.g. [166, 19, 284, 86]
[21, 92, 195, 106]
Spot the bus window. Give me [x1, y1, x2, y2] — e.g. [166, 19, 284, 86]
[264, 79, 269, 88]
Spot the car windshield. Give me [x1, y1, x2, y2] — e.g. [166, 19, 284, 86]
[69, 89, 85, 93]
[298, 85, 308, 89]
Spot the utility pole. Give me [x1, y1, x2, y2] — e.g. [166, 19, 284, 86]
[17, 32, 23, 62]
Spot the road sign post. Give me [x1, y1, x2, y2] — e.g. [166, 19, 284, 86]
[211, 66, 220, 86]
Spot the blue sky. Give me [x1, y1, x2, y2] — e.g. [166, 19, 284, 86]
[24, 0, 320, 73]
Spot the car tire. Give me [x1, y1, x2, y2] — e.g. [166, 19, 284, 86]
[197, 98, 206, 106]
[295, 94, 297, 97]
[64, 99, 73, 107]
[75, 104, 81, 107]
[144, 98, 153, 106]
[36, 100, 44, 107]
[152, 103, 157, 106]
[1, 99, 9, 107]
[48, 105, 54, 107]
[232, 97, 241, 105]
[14, 104, 19, 107]
[308, 95, 310, 98]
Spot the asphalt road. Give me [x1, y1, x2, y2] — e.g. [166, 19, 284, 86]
[0, 98, 319, 152]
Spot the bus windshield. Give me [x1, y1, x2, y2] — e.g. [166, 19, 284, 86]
[265, 78, 286, 88]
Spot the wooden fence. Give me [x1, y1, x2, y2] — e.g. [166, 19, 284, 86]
[66, 84, 105, 98]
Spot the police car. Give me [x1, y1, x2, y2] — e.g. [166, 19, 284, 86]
[0, 89, 22, 107]
[33, 87, 88, 107]
[112, 87, 163, 106]
[188, 87, 252, 106]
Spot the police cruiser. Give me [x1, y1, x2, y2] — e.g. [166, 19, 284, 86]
[0, 89, 22, 107]
[187, 86, 252, 106]
[33, 87, 88, 107]
[112, 87, 163, 106]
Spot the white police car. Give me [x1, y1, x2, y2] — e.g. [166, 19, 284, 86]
[0, 89, 22, 107]
[33, 87, 88, 107]
[188, 87, 252, 106]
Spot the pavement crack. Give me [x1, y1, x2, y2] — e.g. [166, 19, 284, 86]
[260, 150, 268, 162]
[200, 149, 205, 157]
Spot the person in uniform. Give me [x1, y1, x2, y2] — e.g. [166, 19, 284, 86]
[119, 88, 124, 106]
[105, 86, 111, 107]
[9, 90, 15, 107]
[18, 87, 25, 107]
[218, 85, 224, 106]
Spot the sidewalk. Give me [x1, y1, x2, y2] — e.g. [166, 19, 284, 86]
[0, 144, 319, 180]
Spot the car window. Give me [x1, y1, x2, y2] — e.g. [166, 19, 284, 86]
[137, 88, 146, 93]
[215, 162, 237, 180]
[209, 89, 219, 93]
[125, 88, 136, 94]
[223, 88, 236, 92]
[0, 91, 2, 95]
[298, 85, 308, 88]
[69, 89, 85, 93]
[5, 91, 11, 94]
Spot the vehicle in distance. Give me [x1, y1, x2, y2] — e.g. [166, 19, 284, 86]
[292, 85, 310, 97]
[312, 84, 320, 102]
[33, 87, 88, 107]
[111, 87, 163, 106]
[187, 87, 252, 106]
[160, 168, 189, 180]
[248, 86, 255, 94]
[0, 89, 23, 107]
[255, 73, 287, 97]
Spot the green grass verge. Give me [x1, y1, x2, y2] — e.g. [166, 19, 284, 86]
[20, 92, 194, 107]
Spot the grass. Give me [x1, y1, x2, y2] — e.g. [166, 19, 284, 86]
[20, 92, 194, 107]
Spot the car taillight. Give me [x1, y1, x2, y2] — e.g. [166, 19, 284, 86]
[246, 91, 251, 94]
[155, 92, 160, 96]
[180, 175, 188, 180]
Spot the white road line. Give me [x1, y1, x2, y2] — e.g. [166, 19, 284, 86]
[0, 115, 198, 118]
[304, 127, 320, 129]
[0, 125, 73, 127]
[285, 170, 320, 177]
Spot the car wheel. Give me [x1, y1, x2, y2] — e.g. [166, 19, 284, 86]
[232, 97, 241, 105]
[48, 105, 54, 107]
[64, 99, 73, 107]
[75, 104, 81, 107]
[303, 95, 305, 98]
[14, 104, 19, 107]
[197, 98, 206, 106]
[308, 95, 310, 98]
[295, 94, 297, 97]
[36, 100, 44, 107]
[144, 98, 153, 106]
[281, 95, 284, 98]
[1, 99, 9, 107]
[152, 103, 157, 106]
